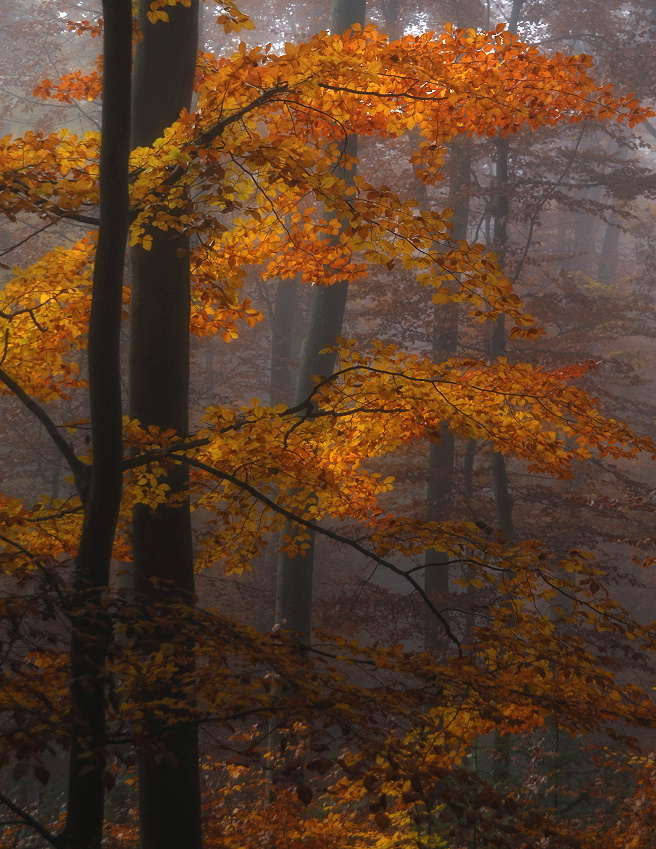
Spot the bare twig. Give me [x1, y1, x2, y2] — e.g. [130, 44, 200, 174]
[0, 367, 90, 498]
[0, 791, 61, 847]
[172, 452, 462, 651]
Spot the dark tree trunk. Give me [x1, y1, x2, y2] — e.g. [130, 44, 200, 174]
[63, 2, 132, 847]
[490, 124, 514, 538]
[129, 3, 202, 848]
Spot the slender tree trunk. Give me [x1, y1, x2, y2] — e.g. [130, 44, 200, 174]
[129, 4, 202, 849]
[598, 213, 621, 285]
[489, 102, 515, 540]
[489, 142, 510, 548]
[463, 438, 476, 501]
[380, 0, 401, 40]
[63, 2, 132, 847]
[253, 277, 303, 633]
[488, 123, 518, 537]
[270, 277, 301, 406]
[275, 0, 366, 644]
[598, 146, 627, 285]
[424, 144, 471, 640]
[488, 0, 524, 785]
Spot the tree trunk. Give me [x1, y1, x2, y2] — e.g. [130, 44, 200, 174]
[63, 2, 132, 847]
[597, 212, 621, 285]
[253, 277, 303, 634]
[380, 0, 401, 40]
[489, 97, 515, 539]
[463, 438, 476, 502]
[129, 3, 202, 849]
[275, 0, 366, 644]
[598, 146, 628, 285]
[424, 143, 471, 646]
[270, 277, 301, 406]
[488, 0, 524, 783]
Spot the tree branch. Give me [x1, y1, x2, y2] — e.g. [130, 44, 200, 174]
[172, 453, 462, 651]
[0, 222, 57, 257]
[122, 437, 211, 471]
[0, 791, 62, 848]
[641, 118, 656, 141]
[129, 83, 289, 187]
[0, 533, 68, 605]
[0, 367, 90, 499]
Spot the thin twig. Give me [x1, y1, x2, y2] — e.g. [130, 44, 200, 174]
[173, 453, 462, 651]
[0, 367, 90, 498]
[0, 791, 61, 847]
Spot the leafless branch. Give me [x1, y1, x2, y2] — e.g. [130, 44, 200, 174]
[0, 791, 62, 847]
[172, 453, 462, 651]
[0, 367, 90, 498]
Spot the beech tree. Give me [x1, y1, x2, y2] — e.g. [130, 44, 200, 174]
[2, 3, 656, 848]
[129, 2, 203, 846]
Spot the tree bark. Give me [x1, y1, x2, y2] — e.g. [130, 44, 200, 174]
[275, 0, 366, 645]
[129, 3, 202, 848]
[63, 2, 132, 847]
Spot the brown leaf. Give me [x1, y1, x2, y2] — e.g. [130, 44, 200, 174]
[34, 764, 50, 786]
[374, 811, 392, 830]
[296, 783, 313, 806]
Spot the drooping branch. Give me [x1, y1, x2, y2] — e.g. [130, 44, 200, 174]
[642, 118, 656, 140]
[0, 791, 61, 848]
[128, 83, 289, 188]
[122, 437, 211, 471]
[172, 453, 462, 651]
[510, 125, 587, 288]
[0, 533, 67, 605]
[0, 367, 90, 498]
[0, 221, 57, 257]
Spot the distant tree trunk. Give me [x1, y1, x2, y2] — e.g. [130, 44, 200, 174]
[63, 2, 132, 847]
[275, 0, 366, 645]
[424, 143, 471, 631]
[598, 146, 628, 285]
[488, 0, 524, 786]
[451, 0, 487, 29]
[270, 277, 301, 405]
[489, 135, 514, 536]
[251, 277, 303, 634]
[380, 0, 401, 40]
[489, 109, 509, 523]
[129, 3, 202, 849]
[488, 0, 523, 538]
[597, 213, 621, 285]
[463, 438, 477, 501]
